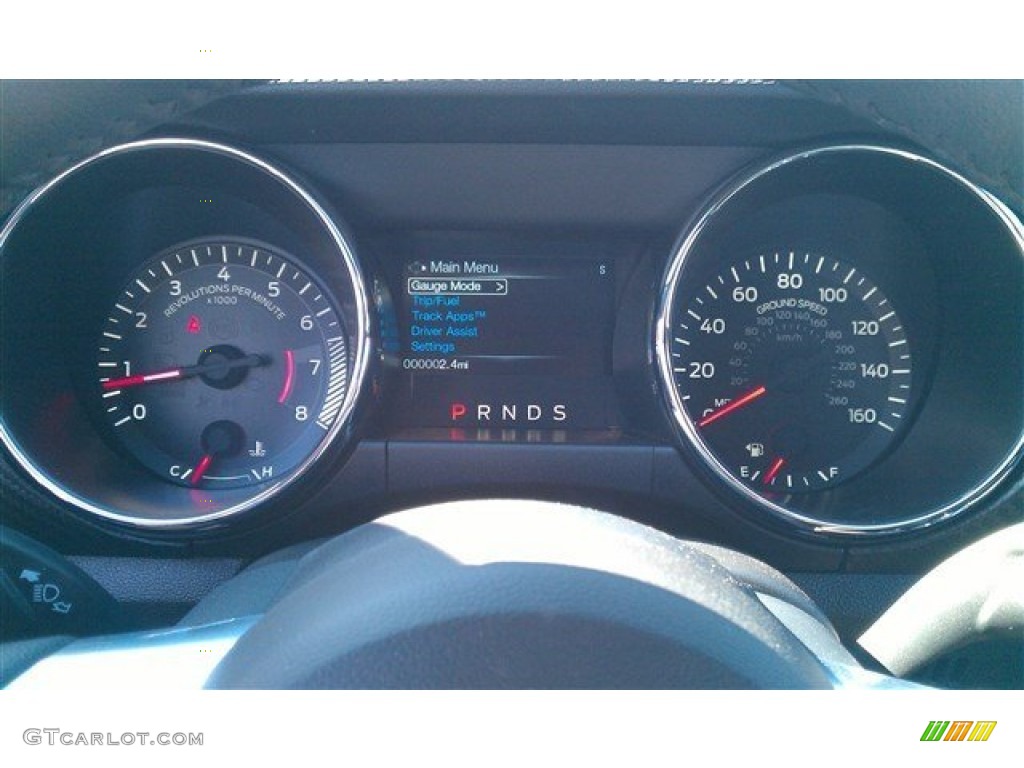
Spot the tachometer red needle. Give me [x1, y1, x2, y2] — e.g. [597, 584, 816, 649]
[101, 354, 268, 391]
[697, 385, 767, 428]
[190, 454, 214, 486]
[763, 457, 785, 485]
[102, 369, 182, 390]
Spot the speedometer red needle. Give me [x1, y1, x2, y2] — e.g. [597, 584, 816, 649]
[697, 385, 767, 428]
[102, 369, 182, 390]
[763, 457, 785, 485]
[190, 454, 214, 486]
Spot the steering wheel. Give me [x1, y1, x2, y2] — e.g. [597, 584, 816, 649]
[6, 499, 1019, 689]
[200, 500, 844, 689]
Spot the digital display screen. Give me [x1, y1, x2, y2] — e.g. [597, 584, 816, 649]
[392, 256, 618, 430]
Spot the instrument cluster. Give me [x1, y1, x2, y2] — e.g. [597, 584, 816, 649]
[1, 137, 1022, 548]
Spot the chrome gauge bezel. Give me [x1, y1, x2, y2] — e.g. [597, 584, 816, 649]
[0, 139, 374, 529]
[655, 144, 1024, 536]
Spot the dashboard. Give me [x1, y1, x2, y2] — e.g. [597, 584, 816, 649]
[1, 80, 1022, 688]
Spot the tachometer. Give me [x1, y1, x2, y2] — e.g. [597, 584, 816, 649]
[659, 250, 912, 500]
[97, 239, 348, 490]
[0, 137, 373, 528]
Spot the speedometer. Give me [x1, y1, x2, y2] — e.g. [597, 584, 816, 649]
[659, 249, 912, 499]
[650, 143, 1024, 536]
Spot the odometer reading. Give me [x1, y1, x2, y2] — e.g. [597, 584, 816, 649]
[97, 240, 349, 489]
[667, 251, 912, 494]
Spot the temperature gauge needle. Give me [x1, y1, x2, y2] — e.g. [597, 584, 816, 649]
[190, 454, 214, 487]
[763, 457, 785, 485]
[697, 385, 767, 428]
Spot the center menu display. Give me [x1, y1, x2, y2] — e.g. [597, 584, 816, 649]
[393, 256, 617, 430]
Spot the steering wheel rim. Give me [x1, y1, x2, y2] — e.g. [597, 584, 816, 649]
[204, 500, 839, 688]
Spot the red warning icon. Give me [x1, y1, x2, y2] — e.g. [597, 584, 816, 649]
[186, 315, 202, 334]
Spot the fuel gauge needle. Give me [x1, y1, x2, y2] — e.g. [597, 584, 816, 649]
[763, 457, 786, 486]
[697, 385, 767, 428]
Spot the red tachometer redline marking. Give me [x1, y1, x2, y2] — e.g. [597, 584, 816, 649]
[101, 369, 182, 390]
[277, 350, 295, 404]
[763, 457, 785, 485]
[697, 385, 767, 428]
[190, 454, 214, 487]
